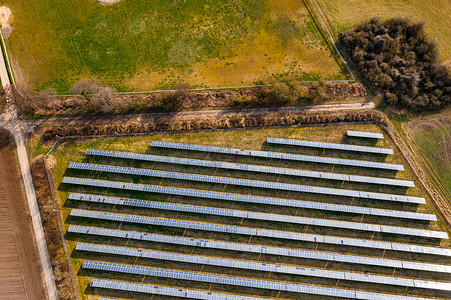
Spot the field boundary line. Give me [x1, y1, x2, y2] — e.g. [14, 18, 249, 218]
[41, 79, 356, 98]
[54, 120, 379, 140]
[302, 0, 355, 81]
[43, 157, 81, 300]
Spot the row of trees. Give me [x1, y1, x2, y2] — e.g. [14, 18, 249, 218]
[11, 78, 364, 116]
[341, 17, 451, 110]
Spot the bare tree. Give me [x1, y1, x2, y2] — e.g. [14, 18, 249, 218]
[6, 84, 35, 114]
[69, 78, 98, 100]
[69, 78, 117, 113]
[90, 85, 116, 113]
[35, 87, 57, 110]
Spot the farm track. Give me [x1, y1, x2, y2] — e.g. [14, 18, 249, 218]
[33, 101, 374, 128]
[0, 134, 46, 300]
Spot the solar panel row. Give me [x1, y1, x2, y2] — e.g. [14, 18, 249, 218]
[63, 177, 446, 255]
[77, 242, 451, 291]
[68, 226, 451, 271]
[68, 210, 451, 264]
[83, 261, 433, 300]
[68, 163, 425, 204]
[150, 141, 404, 171]
[266, 137, 393, 155]
[69, 193, 445, 239]
[86, 148, 414, 187]
[64, 178, 433, 221]
[92, 279, 270, 300]
[347, 131, 384, 139]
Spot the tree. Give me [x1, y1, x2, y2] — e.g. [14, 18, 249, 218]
[69, 78, 117, 113]
[256, 84, 293, 107]
[341, 17, 451, 110]
[160, 82, 191, 111]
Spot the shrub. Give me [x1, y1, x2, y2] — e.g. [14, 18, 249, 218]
[341, 17, 451, 110]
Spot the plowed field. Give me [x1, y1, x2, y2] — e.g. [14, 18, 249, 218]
[0, 131, 46, 300]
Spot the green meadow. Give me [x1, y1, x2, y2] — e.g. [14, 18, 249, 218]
[3, 0, 347, 93]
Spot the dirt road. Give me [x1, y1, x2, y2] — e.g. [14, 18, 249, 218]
[0, 130, 46, 300]
[36, 101, 375, 129]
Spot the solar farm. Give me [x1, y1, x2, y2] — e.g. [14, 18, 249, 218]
[59, 129, 451, 300]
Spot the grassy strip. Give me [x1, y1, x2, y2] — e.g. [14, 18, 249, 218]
[30, 155, 77, 300]
[408, 117, 451, 198]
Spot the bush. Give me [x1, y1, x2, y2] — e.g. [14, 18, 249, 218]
[69, 78, 117, 113]
[341, 17, 451, 110]
[160, 82, 192, 112]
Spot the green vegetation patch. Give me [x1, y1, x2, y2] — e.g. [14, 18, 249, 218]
[409, 115, 451, 198]
[4, 0, 346, 93]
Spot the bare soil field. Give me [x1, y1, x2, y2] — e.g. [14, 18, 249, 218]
[0, 130, 46, 300]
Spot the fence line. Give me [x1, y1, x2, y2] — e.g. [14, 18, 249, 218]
[0, 26, 15, 86]
[43, 158, 81, 300]
[54, 121, 378, 141]
[304, 0, 355, 81]
[41, 79, 356, 98]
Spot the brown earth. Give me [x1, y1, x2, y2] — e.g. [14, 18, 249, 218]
[0, 129, 46, 300]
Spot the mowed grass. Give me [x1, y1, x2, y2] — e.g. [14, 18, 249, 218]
[312, 0, 451, 62]
[407, 114, 451, 199]
[3, 0, 346, 93]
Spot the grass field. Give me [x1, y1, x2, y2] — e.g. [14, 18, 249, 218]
[312, 0, 451, 62]
[2, 0, 347, 93]
[28, 123, 451, 299]
[407, 113, 451, 200]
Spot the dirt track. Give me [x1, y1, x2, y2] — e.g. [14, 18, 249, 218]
[0, 131, 46, 300]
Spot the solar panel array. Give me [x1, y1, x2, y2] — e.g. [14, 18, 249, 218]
[66, 180, 432, 221]
[77, 242, 451, 291]
[68, 209, 450, 257]
[86, 148, 414, 187]
[91, 279, 271, 300]
[266, 137, 394, 155]
[83, 261, 435, 300]
[68, 162, 425, 204]
[347, 131, 384, 139]
[68, 225, 451, 270]
[151, 141, 404, 171]
[69, 193, 446, 239]
[63, 138, 451, 300]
